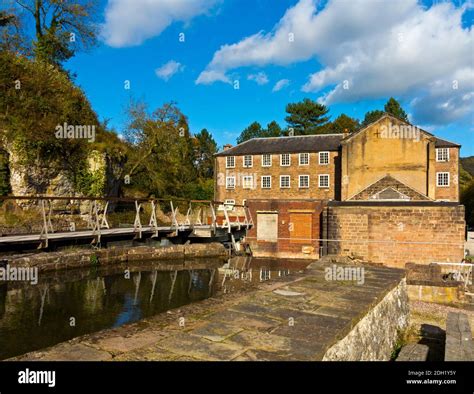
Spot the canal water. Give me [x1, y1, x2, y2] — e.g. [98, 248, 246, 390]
[0, 257, 308, 360]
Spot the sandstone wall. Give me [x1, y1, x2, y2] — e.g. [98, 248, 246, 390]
[323, 279, 409, 361]
[325, 203, 465, 268]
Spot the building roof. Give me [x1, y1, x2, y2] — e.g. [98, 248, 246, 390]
[215, 115, 461, 156]
[433, 137, 461, 148]
[215, 134, 344, 156]
[341, 113, 461, 148]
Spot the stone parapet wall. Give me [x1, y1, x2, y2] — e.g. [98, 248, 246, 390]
[325, 203, 465, 268]
[3, 243, 227, 272]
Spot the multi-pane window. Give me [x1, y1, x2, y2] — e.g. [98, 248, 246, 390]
[318, 174, 330, 188]
[299, 153, 309, 165]
[243, 175, 254, 189]
[226, 176, 235, 189]
[436, 148, 449, 162]
[261, 176, 272, 189]
[280, 153, 291, 166]
[280, 175, 290, 188]
[243, 155, 253, 168]
[262, 154, 272, 167]
[299, 175, 310, 188]
[436, 172, 450, 187]
[226, 156, 235, 168]
[319, 151, 329, 165]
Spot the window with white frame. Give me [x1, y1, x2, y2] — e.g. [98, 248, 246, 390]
[226, 176, 235, 189]
[436, 172, 450, 187]
[299, 175, 310, 188]
[226, 156, 235, 168]
[436, 148, 449, 162]
[261, 175, 271, 189]
[280, 175, 290, 188]
[319, 151, 329, 165]
[262, 154, 272, 167]
[280, 153, 290, 166]
[318, 174, 330, 188]
[243, 175, 254, 189]
[299, 153, 309, 165]
[243, 155, 253, 167]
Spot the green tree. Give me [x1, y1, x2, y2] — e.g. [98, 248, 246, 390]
[0, 51, 100, 183]
[361, 110, 385, 128]
[0, 8, 27, 54]
[237, 121, 283, 143]
[461, 180, 474, 228]
[285, 98, 330, 135]
[13, 0, 98, 67]
[266, 121, 282, 137]
[384, 97, 409, 122]
[327, 114, 360, 134]
[237, 122, 264, 144]
[194, 129, 217, 179]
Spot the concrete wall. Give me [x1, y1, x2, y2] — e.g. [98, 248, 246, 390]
[215, 151, 340, 204]
[324, 203, 465, 268]
[245, 199, 323, 259]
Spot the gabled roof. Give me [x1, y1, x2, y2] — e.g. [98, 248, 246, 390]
[348, 174, 432, 201]
[215, 114, 460, 157]
[215, 134, 344, 156]
[341, 113, 461, 148]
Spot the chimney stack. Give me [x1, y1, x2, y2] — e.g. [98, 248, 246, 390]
[343, 128, 349, 138]
[223, 144, 233, 151]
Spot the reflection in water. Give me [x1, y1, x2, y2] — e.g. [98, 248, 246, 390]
[0, 256, 307, 360]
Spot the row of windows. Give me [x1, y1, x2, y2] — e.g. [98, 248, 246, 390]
[226, 152, 330, 168]
[225, 172, 450, 189]
[226, 174, 330, 189]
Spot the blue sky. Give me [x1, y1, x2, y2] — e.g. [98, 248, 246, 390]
[65, 0, 474, 156]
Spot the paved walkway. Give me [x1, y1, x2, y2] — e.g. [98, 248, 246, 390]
[13, 263, 405, 361]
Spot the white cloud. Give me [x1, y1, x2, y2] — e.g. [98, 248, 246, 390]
[102, 0, 220, 47]
[197, 0, 473, 125]
[247, 72, 269, 85]
[155, 60, 184, 81]
[272, 79, 290, 92]
[195, 70, 231, 85]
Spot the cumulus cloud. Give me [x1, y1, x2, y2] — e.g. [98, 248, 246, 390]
[247, 72, 269, 85]
[272, 79, 290, 92]
[197, 0, 473, 125]
[155, 60, 184, 81]
[102, 0, 220, 47]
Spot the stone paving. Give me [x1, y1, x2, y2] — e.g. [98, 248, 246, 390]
[12, 263, 405, 361]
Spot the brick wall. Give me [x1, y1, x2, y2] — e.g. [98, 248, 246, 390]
[433, 147, 459, 201]
[245, 199, 323, 259]
[215, 152, 340, 204]
[324, 203, 465, 268]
